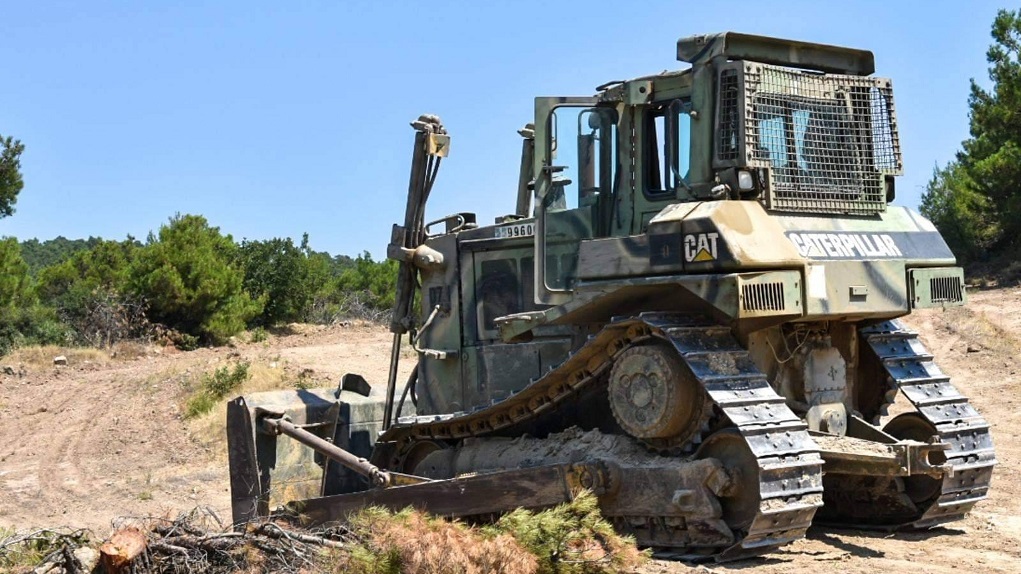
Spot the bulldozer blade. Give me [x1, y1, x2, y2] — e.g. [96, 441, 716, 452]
[285, 462, 610, 526]
[227, 385, 387, 527]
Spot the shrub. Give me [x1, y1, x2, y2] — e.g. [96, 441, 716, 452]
[236, 235, 330, 327]
[310, 252, 398, 324]
[342, 507, 537, 574]
[61, 289, 151, 348]
[309, 291, 390, 324]
[249, 326, 268, 343]
[30, 239, 151, 347]
[333, 252, 398, 311]
[185, 360, 251, 418]
[130, 214, 262, 345]
[488, 491, 647, 574]
[0, 305, 71, 356]
[340, 492, 646, 574]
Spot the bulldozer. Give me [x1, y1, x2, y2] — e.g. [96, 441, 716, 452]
[226, 32, 996, 561]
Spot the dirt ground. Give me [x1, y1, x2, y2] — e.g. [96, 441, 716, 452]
[1, 288, 1019, 573]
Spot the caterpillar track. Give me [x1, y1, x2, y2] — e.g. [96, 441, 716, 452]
[819, 320, 997, 527]
[378, 313, 824, 560]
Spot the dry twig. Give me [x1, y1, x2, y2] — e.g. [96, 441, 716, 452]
[3, 511, 350, 574]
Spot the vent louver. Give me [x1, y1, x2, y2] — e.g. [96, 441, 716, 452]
[930, 276, 964, 304]
[742, 282, 785, 312]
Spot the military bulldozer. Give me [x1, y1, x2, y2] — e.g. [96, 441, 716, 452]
[227, 32, 996, 561]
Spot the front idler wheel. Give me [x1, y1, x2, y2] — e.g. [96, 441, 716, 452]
[883, 413, 944, 506]
[695, 428, 760, 531]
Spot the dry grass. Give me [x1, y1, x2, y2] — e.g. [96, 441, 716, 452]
[4, 341, 161, 370]
[187, 359, 291, 455]
[110, 340, 151, 360]
[972, 311, 1021, 353]
[4, 345, 111, 369]
[938, 306, 1021, 355]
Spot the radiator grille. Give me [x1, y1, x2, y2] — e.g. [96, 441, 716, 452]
[742, 282, 785, 312]
[930, 276, 964, 304]
[744, 64, 902, 215]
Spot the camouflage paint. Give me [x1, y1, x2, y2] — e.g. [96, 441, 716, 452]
[406, 32, 966, 416]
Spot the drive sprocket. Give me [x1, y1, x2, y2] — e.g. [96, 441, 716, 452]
[608, 342, 712, 452]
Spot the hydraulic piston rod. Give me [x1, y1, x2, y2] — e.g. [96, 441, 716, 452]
[261, 416, 393, 487]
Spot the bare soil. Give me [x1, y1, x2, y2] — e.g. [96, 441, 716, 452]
[0, 322, 411, 534]
[1, 288, 1019, 573]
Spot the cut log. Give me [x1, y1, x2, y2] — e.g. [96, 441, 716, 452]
[99, 527, 147, 572]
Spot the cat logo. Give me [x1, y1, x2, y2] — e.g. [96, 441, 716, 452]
[683, 232, 719, 262]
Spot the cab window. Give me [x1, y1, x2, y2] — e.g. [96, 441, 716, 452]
[644, 99, 692, 197]
[547, 107, 618, 211]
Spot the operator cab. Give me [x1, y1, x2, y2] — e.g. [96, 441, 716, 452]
[529, 32, 902, 305]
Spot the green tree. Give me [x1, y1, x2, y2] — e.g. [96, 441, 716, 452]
[921, 9, 1021, 261]
[0, 136, 24, 219]
[958, 9, 1021, 250]
[236, 234, 330, 326]
[0, 238, 68, 354]
[0, 238, 32, 308]
[332, 252, 398, 310]
[35, 239, 145, 346]
[130, 214, 262, 344]
[37, 239, 137, 304]
[920, 162, 997, 263]
[21, 236, 106, 275]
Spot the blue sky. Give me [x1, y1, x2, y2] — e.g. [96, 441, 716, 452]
[0, 1, 1005, 258]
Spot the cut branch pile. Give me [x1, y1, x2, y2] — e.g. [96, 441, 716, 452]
[0, 527, 93, 574]
[2, 492, 648, 574]
[1, 507, 349, 574]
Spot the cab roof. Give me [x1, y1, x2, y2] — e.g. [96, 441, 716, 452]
[677, 31, 875, 76]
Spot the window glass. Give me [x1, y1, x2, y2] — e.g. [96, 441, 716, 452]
[542, 106, 612, 293]
[548, 107, 617, 212]
[754, 97, 861, 189]
[645, 99, 691, 196]
[673, 101, 692, 187]
[478, 259, 519, 331]
[756, 111, 789, 167]
[577, 109, 617, 205]
[549, 109, 578, 211]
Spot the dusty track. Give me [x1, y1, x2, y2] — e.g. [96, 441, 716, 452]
[0, 323, 410, 533]
[0, 290, 1018, 573]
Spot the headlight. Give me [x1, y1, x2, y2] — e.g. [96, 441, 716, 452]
[737, 170, 754, 190]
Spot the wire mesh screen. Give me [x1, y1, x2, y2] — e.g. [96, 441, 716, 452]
[717, 69, 740, 161]
[743, 64, 901, 214]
